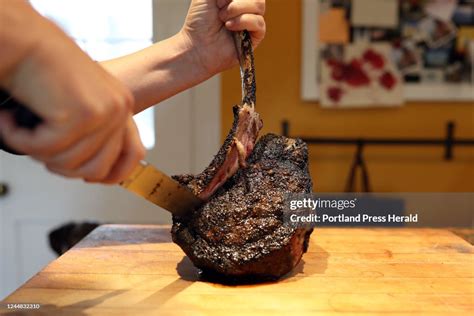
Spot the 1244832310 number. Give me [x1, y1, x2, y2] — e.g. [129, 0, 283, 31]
[6, 303, 41, 310]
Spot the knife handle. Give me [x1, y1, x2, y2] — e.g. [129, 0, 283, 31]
[0, 89, 43, 155]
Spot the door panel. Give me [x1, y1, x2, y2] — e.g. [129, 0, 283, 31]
[15, 220, 58, 288]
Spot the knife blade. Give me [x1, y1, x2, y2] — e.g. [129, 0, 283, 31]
[120, 161, 202, 216]
[0, 90, 202, 216]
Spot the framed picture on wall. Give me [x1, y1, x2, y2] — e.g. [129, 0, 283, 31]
[301, 0, 474, 103]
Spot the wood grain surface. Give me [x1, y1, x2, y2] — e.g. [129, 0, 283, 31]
[1, 225, 473, 315]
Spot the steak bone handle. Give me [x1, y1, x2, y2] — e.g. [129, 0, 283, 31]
[232, 30, 256, 107]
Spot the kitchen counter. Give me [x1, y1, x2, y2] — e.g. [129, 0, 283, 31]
[1, 225, 473, 315]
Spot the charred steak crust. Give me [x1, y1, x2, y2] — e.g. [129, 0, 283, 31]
[172, 134, 313, 280]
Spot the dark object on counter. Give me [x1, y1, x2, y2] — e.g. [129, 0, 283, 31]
[49, 222, 100, 256]
[172, 134, 313, 281]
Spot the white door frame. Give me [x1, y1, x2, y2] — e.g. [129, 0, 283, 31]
[150, 0, 221, 175]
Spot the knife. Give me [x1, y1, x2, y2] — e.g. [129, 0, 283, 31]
[120, 160, 202, 216]
[0, 90, 202, 217]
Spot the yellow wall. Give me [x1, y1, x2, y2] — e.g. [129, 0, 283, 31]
[221, 0, 474, 192]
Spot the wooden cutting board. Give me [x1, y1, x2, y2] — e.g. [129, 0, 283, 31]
[1, 225, 473, 315]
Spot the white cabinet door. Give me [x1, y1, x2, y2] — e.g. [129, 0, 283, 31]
[0, 0, 220, 299]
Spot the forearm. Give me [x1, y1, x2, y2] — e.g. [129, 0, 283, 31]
[101, 32, 211, 114]
[0, 0, 42, 87]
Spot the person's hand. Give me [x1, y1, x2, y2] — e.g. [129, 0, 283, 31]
[180, 0, 266, 76]
[0, 0, 145, 184]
